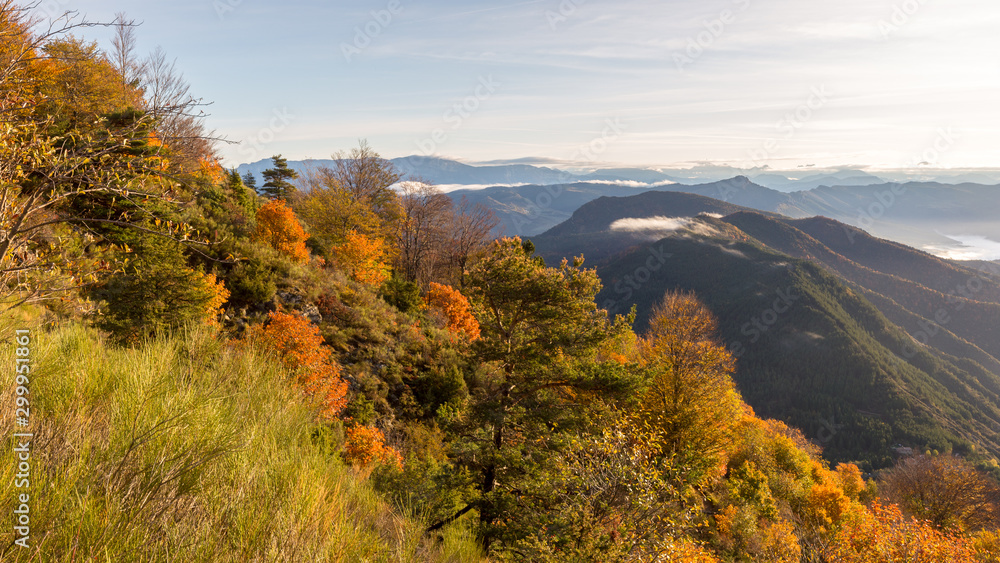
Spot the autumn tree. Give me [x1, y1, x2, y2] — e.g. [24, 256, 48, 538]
[879, 454, 1000, 532]
[253, 199, 309, 263]
[332, 230, 391, 286]
[424, 282, 479, 341]
[293, 140, 402, 247]
[251, 311, 348, 421]
[0, 5, 212, 314]
[261, 154, 298, 200]
[322, 140, 402, 225]
[434, 237, 635, 551]
[39, 37, 128, 119]
[636, 291, 744, 486]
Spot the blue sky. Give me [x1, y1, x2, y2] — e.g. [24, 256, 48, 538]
[53, 0, 1000, 170]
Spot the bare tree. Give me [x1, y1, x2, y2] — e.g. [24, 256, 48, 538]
[143, 46, 218, 172]
[109, 11, 145, 106]
[448, 196, 500, 289]
[395, 181, 453, 284]
[879, 454, 1000, 532]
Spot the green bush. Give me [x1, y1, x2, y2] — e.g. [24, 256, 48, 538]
[225, 257, 277, 307]
[380, 273, 423, 314]
[88, 236, 221, 343]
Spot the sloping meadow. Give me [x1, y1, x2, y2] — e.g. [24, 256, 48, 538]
[0, 322, 480, 562]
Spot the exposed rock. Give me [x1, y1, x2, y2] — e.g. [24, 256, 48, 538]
[303, 304, 322, 325]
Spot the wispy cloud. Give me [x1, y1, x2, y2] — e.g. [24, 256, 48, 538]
[610, 216, 693, 232]
[926, 235, 1000, 261]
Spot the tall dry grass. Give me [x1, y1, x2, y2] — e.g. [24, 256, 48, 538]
[0, 321, 482, 562]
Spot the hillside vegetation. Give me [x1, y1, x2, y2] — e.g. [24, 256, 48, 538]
[3, 3, 1000, 561]
[0, 323, 480, 561]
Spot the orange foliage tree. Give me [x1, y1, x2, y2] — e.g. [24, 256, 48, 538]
[424, 282, 480, 341]
[251, 312, 347, 421]
[196, 156, 228, 185]
[332, 230, 391, 286]
[825, 502, 977, 562]
[343, 424, 403, 470]
[253, 199, 310, 263]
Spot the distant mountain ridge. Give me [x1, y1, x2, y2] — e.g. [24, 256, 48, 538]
[235, 156, 682, 189]
[529, 190, 1000, 469]
[235, 155, 1000, 190]
[521, 176, 1000, 259]
[236, 157, 1000, 257]
[236, 156, 892, 191]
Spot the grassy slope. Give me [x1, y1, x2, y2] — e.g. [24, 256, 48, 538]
[0, 321, 482, 562]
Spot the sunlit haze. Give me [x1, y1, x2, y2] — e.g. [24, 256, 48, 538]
[66, 0, 1000, 171]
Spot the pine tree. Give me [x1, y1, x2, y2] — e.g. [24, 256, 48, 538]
[242, 171, 258, 191]
[261, 154, 298, 199]
[431, 237, 635, 552]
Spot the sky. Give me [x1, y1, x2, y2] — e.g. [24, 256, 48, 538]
[46, 0, 1000, 171]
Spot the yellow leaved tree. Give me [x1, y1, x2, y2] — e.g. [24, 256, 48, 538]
[635, 291, 744, 486]
[332, 230, 391, 286]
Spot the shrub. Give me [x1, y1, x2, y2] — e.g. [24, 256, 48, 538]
[225, 258, 277, 307]
[253, 199, 309, 263]
[250, 311, 348, 421]
[380, 273, 423, 314]
[425, 282, 480, 341]
[344, 424, 403, 470]
[825, 502, 976, 562]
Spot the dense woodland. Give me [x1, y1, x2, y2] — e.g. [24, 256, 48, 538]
[2, 3, 1000, 561]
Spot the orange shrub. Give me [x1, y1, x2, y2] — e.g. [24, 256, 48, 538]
[424, 282, 480, 341]
[826, 502, 976, 563]
[252, 311, 347, 420]
[343, 424, 403, 470]
[332, 230, 391, 286]
[253, 199, 310, 263]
